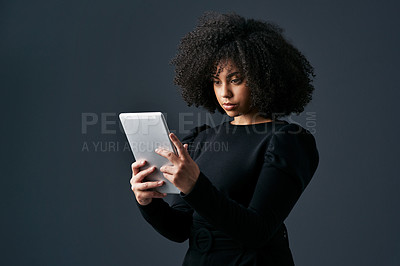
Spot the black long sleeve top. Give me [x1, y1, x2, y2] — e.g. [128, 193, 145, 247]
[135, 120, 319, 265]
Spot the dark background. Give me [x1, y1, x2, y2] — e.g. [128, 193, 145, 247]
[2, 0, 399, 265]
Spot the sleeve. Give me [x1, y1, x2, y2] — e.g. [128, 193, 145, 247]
[179, 123, 319, 249]
[181, 123, 211, 159]
[134, 124, 211, 243]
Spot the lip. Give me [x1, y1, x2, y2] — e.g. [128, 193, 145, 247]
[222, 103, 237, 110]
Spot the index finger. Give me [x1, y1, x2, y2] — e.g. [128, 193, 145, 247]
[132, 160, 146, 175]
[169, 133, 186, 159]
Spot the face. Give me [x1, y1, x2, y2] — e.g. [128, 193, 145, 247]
[211, 59, 256, 120]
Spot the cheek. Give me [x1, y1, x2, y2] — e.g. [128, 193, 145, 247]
[245, 93, 252, 105]
[214, 88, 222, 103]
[240, 87, 252, 105]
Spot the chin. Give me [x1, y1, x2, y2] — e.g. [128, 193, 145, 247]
[225, 111, 241, 117]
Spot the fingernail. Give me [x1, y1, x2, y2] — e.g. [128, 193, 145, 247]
[142, 160, 145, 164]
[163, 193, 167, 196]
[158, 181, 163, 185]
[155, 148, 159, 152]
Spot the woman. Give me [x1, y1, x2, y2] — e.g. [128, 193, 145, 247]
[130, 11, 319, 265]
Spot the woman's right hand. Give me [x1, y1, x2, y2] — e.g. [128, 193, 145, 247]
[130, 160, 167, 206]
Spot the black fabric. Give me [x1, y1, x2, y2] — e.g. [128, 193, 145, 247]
[136, 120, 319, 265]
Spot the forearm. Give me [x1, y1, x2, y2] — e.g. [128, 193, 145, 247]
[180, 170, 300, 249]
[136, 198, 192, 243]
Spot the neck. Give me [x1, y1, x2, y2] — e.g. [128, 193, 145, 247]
[231, 111, 273, 125]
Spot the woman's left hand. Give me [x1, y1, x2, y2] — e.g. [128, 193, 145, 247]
[155, 133, 200, 195]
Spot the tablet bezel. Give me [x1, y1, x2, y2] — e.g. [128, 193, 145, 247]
[119, 112, 180, 194]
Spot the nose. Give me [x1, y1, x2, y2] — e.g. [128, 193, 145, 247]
[220, 83, 233, 98]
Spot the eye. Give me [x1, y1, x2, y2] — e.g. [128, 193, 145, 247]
[212, 80, 221, 85]
[231, 78, 242, 84]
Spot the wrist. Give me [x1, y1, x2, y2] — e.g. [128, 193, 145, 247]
[181, 170, 200, 195]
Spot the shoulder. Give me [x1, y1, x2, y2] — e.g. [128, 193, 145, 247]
[266, 122, 319, 191]
[181, 123, 212, 144]
[269, 123, 317, 154]
[275, 122, 313, 136]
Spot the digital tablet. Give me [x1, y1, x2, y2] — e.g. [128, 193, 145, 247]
[119, 112, 180, 194]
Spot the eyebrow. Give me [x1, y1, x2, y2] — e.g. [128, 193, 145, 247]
[211, 71, 241, 79]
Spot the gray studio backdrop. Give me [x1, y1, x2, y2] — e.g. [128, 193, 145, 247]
[2, 0, 399, 265]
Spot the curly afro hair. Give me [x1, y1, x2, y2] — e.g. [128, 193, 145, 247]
[170, 11, 315, 119]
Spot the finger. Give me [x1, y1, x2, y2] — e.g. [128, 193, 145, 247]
[155, 147, 179, 164]
[138, 180, 165, 191]
[136, 198, 150, 206]
[160, 164, 175, 175]
[183, 144, 190, 156]
[136, 191, 167, 204]
[169, 133, 186, 158]
[140, 191, 167, 198]
[162, 172, 174, 184]
[135, 166, 156, 182]
[132, 160, 146, 175]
